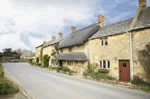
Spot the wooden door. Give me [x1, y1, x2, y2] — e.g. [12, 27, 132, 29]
[119, 60, 130, 82]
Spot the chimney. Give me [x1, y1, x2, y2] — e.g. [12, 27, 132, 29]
[52, 36, 56, 41]
[43, 41, 47, 44]
[71, 27, 77, 33]
[139, 0, 147, 8]
[58, 32, 63, 38]
[98, 14, 106, 27]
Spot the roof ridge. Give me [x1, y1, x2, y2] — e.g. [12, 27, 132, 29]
[104, 18, 133, 28]
[72, 23, 97, 34]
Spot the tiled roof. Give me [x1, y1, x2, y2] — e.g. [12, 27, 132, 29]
[134, 7, 150, 30]
[90, 18, 133, 39]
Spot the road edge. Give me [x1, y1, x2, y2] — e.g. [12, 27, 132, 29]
[3, 66, 32, 99]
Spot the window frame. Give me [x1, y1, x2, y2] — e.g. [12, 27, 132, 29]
[105, 39, 108, 45]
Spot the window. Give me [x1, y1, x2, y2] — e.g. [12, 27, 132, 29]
[122, 63, 127, 67]
[69, 47, 72, 52]
[103, 60, 106, 68]
[100, 60, 110, 69]
[101, 40, 104, 45]
[100, 38, 108, 46]
[107, 61, 110, 68]
[100, 61, 102, 68]
[51, 59, 54, 64]
[105, 39, 108, 45]
[60, 49, 63, 53]
[67, 61, 73, 66]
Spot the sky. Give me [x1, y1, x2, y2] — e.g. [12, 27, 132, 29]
[0, 0, 150, 52]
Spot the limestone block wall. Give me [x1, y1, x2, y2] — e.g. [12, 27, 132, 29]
[63, 61, 88, 75]
[35, 47, 42, 63]
[89, 33, 130, 79]
[62, 42, 89, 56]
[132, 28, 150, 81]
[43, 46, 54, 66]
[60, 42, 89, 74]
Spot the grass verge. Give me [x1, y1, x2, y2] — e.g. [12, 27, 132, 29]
[0, 64, 18, 94]
[131, 80, 150, 92]
[83, 72, 115, 80]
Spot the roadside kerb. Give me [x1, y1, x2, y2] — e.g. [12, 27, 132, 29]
[3, 67, 32, 99]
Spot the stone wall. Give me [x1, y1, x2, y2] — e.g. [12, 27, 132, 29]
[62, 41, 89, 56]
[35, 47, 42, 63]
[89, 33, 130, 79]
[60, 42, 89, 74]
[132, 28, 150, 81]
[63, 61, 88, 75]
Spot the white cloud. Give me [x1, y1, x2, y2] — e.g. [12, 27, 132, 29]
[0, 0, 104, 52]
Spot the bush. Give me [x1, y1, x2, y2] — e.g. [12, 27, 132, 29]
[87, 61, 94, 73]
[83, 72, 115, 80]
[42, 55, 50, 67]
[56, 67, 62, 72]
[62, 67, 70, 73]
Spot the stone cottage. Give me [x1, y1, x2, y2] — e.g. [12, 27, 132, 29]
[42, 33, 64, 66]
[56, 25, 100, 74]
[89, 0, 150, 81]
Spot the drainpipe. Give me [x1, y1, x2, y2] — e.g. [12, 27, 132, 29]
[129, 32, 134, 80]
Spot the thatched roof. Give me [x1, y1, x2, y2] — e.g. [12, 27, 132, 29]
[56, 52, 88, 61]
[59, 24, 100, 48]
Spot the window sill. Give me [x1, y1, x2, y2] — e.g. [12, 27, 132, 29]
[98, 69, 110, 73]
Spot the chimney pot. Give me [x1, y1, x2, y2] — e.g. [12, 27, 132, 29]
[58, 32, 63, 38]
[71, 27, 77, 33]
[52, 36, 56, 41]
[98, 14, 106, 27]
[139, 0, 147, 8]
[43, 41, 47, 44]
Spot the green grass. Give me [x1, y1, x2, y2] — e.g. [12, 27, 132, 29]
[131, 79, 150, 92]
[83, 72, 115, 80]
[0, 65, 18, 94]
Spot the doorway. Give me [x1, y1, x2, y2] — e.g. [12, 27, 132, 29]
[119, 60, 130, 82]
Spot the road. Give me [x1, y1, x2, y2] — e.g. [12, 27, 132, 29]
[3, 63, 150, 99]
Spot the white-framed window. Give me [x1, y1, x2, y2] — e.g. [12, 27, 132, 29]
[105, 39, 108, 45]
[101, 40, 104, 46]
[99, 60, 110, 69]
[100, 38, 108, 46]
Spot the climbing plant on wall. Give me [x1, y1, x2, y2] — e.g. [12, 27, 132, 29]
[43, 54, 50, 67]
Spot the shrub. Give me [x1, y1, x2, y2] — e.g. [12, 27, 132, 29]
[56, 67, 62, 72]
[62, 67, 70, 73]
[86, 61, 94, 73]
[42, 54, 50, 67]
[83, 72, 115, 80]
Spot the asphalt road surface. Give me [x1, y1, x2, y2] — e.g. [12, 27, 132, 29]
[3, 63, 150, 99]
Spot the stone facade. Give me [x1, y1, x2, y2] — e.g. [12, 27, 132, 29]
[132, 28, 150, 81]
[89, 33, 130, 79]
[35, 46, 42, 63]
[43, 45, 57, 66]
[60, 42, 89, 74]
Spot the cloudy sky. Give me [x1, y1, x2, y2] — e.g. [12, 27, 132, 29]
[0, 0, 150, 52]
